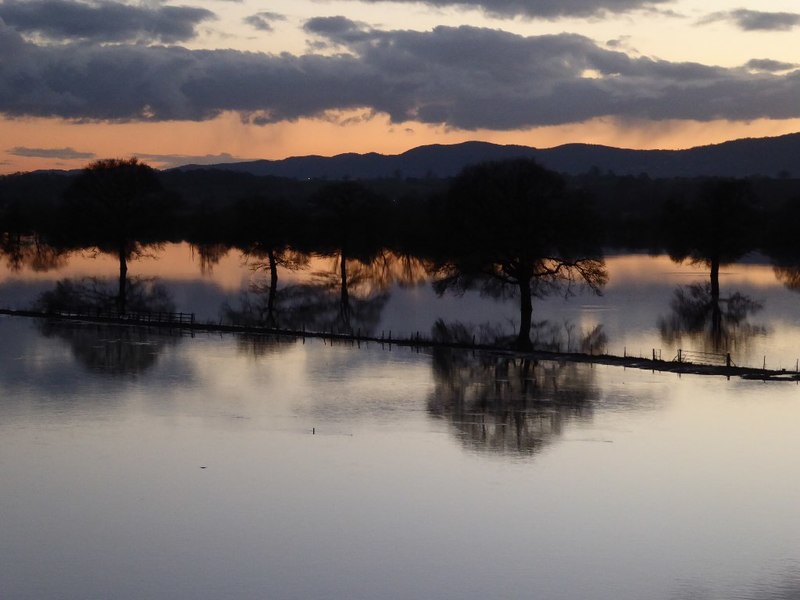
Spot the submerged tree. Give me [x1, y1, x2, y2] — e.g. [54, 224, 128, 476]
[663, 178, 756, 303]
[307, 181, 391, 332]
[658, 179, 763, 355]
[432, 159, 607, 350]
[57, 158, 176, 313]
[235, 196, 307, 327]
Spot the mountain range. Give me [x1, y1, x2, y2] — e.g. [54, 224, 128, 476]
[174, 132, 800, 180]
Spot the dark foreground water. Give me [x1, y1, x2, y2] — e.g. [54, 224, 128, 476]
[1, 315, 799, 600]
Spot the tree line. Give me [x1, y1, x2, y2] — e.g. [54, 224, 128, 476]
[2, 157, 800, 350]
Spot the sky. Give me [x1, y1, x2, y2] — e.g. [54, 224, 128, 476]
[1, 0, 800, 173]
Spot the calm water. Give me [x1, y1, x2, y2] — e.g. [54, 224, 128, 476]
[2, 246, 800, 599]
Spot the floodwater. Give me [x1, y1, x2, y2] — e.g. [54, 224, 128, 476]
[1, 245, 800, 599]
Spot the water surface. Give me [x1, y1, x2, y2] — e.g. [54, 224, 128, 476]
[1, 316, 799, 600]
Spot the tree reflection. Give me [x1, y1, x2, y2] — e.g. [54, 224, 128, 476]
[0, 233, 68, 272]
[239, 249, 309, 328]
[32, 276, 179, 375]
[34, 276, 176, 314]
[37, 321, 179, 376]
[427, 321, 599, 456]
[658, 282, 765, 354]
[773, 261, 800, 298]
[191, 242, 230, 275]
[233, 334, 298, 358]
[225, 258, 389, 335]
[225, 251, 426, 335]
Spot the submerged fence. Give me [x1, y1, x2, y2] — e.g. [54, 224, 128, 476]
[675, 348, 733, 367]
[2, 307, 195, 327]
[2, 306, 798, 380]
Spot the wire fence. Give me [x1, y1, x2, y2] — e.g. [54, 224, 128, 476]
[46, 308, 195, 326]
[675, 348, 733, 367]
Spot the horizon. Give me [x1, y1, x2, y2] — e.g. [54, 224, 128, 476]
[3, 0, 800, 173]
[8, 131, 800, 177]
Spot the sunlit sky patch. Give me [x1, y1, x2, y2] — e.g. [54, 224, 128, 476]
[1, 0, 799, 172]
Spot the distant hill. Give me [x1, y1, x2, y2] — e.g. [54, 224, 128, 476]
[174, 133, 800, 179]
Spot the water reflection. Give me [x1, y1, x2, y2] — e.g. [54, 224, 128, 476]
[37, 321, 179, 376]
[428, 325, 598, 455]
[658, 281, 766, 354]
[238, 249, 309, 328]
[233, 333, 299, 357]
[225, 251, 427, 335]
[28, 276, 181, 376]
[34, 276, 176, 314]
[1, 233, 68, 272]
[191, 242, 230, 275]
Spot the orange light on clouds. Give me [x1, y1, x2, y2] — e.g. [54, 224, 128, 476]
[3, 111, 800, 174]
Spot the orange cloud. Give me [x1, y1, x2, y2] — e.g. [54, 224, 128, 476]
[2, 112, 800, 174]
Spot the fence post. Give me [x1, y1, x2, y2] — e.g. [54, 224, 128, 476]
[726, 353, 731, 368]
[678, 349, 682, 363]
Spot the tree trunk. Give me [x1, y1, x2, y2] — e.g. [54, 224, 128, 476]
[266, 249, 278, 326]
[118, 248, 128, 314]
[709, 255, 722, 351]
[709, 255, 720, 303]
[515, 277, 533, 351]
[339, 251, 351, 332]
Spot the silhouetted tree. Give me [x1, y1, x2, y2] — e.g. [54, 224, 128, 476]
[58, 158, 176, 313]
[432, 159, 607, 350]
[307, 182, 391, 332]
[663, 179, 757, 303]
[235, 196, 307, 327]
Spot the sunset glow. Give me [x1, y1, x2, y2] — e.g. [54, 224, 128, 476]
[2, 0, 800, 173]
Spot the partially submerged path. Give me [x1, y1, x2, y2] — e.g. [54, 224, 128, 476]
[2, 308, 796, 382]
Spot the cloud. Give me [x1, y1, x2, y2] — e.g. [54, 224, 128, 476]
[0, 0, 215, 43]
[243, 11, 286, 32]
[745, 59, 798, 73]
[350, 0, 671, 19]
[8, 146, 96, 159]
[2, 18, 800, 130]
[699, 9, 800, 32]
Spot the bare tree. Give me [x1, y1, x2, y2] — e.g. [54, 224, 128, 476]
[432, 159, 607, 350]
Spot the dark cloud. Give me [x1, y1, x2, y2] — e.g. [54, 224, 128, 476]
[353, 0, 670, 18]
[699, 9, 800, 32]
[9, 146, 96, 159]
[0, 0, 215, 43]
[243, 11, 286, 32]
[745, 59, 798, 73]
[2, 18, 800, 129]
